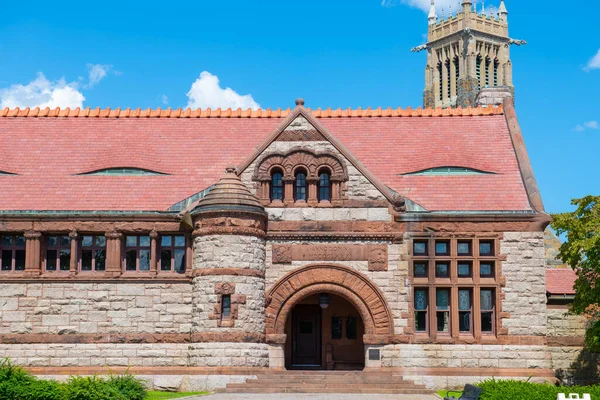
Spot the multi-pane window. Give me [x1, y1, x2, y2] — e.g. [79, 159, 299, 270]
[411, 237, 500, 339]
[80, 235, 106, 272]
[458, 289, 472, 333]
[125, 235, 151, 271]
[271, 170, 284, 202]
[346, 317, 357, 340]
[160, 235, 186, 273]
[414, 288, 428, 333]
[46, 236, 71, 271]
[294, 170, 307, 202]
[0, 235, 26, 272]
[318, 171, 331, 202]
[436, 288, 450, 333]
[481, 289, 495, 333]
[414, 261, 428, 278]
[458, 261, 472, 278]
[435, 261, 449, 278]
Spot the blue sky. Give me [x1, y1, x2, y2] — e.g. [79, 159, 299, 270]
[0, 0, 598, 214]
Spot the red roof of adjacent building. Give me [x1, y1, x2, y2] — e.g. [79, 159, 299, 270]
[546, 268, 577, 295]
[0, 105, 532, 212]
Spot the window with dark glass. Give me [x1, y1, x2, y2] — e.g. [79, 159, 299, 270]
[435, 262, 449, 278]
[331, 317, 343, 339]
[294, 170, 307, 202]
[414, 262, 428, 278]
[346, 317, 357, 340]
[457, 240, 472, 256]
[458, 261, 472, 278]
[435, 240, 449, 256]
[80, 235, 106, 272]
[125, 235, 151, 271]
[458, 289, 472, 333]
[436, 289, 450, 333]
[479, 240, 494, 256]
[222, 295, 231, 319]
[413, 240, 428, 256]
[0, 235, 26, 272]
[481, 289, 495, 333]
[270, 170, 284, 202]
[414, 288, 428, 333]
[160, 235, 186, 273]
[479, 261, 495, 278]
[46, 236, 71, 271]
[318, 171, 331, 202]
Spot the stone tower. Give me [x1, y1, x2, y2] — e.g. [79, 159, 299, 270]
[189, 166, 269, 367]
[414, 0, 525, 108]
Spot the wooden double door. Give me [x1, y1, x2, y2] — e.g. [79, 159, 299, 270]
[291, 305, 322, 368]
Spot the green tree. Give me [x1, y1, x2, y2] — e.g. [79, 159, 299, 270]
[551, 195, 600, 351]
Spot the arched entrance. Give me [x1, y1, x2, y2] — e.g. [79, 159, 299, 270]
[285, 293, 365, 370]
[265, 264, 395, 370]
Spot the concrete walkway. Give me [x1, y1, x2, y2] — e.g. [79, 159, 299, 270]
[187, 394, 438, 400]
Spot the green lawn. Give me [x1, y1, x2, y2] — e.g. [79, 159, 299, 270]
[436, 390, 462, 398]
[146, 391, 209, 400]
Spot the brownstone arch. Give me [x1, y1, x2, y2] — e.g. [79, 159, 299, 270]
[265, 264, 394, 344]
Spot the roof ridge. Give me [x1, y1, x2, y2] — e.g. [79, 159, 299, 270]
[0, 105, 504, 118]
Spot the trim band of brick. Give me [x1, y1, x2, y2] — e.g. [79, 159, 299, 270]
[193, 268, 265, 278]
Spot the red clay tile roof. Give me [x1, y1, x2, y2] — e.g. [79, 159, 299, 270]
[546, 268, 577, 295]
[0, 106, 504, 118]
[0, 105, 531, 212]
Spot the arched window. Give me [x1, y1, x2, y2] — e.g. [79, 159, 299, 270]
[476, 55, 482, 89]
[437, 62, 443, 101]
[294, 169, 307, 202]
[485, 56, 491, 86]
[271, 170, 284, 202]
[318, 171, 331, 202]
[493, 59, 499, 86]
[453, 56, 460, 88]
[445, 60, 451, 100]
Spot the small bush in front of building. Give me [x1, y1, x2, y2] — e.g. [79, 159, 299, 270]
[106, 374, 147, 400]
[0, 359, 149, 400]
[477, 379, 600, 400]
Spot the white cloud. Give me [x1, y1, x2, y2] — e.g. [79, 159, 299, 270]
[186, 71, 260, 110]
[584, 49, 600, 71]
[573, 121, 599, 132]
[161, 95, 169, 105]
[0, 73, 85, 109]
[87, 63, 112, 88]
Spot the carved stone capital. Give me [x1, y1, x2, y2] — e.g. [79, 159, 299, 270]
[24, 231, 42, 240]
[105, 231, 123, 239]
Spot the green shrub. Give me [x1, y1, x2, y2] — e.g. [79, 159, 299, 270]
[0, 359, 64, 400]
[477, 379, 600, 400]
[63, 376, 126, 400]
[107, 374, 147, 400]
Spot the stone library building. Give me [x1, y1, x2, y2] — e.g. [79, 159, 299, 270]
[0, 0, 592, 393]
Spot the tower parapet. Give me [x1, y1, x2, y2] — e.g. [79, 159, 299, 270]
[414, 0, 525, 108]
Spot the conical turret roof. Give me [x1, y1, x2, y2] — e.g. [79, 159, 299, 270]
[193, 166, 265, 214]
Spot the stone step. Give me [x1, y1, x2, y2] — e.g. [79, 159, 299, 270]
[249, 376, 410, 384]
[225, 383, 424, 390]
[219, 387, 433, 394]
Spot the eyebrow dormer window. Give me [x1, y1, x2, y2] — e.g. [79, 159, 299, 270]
[294, 169, 307, 202]
[271, 170, 284, 202]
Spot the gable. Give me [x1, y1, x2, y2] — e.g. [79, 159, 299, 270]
[238, 112, 393, 206]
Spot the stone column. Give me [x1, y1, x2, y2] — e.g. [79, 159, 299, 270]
[23, 231, 42, 277]
[307, 177, 319, 206]
[69, 230, 78, 275]
[283, 177, 294, 205]
[105, 231, 122, 277]
[149, 229, 158, 276]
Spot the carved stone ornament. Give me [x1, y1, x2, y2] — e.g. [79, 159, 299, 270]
[272, 244, 388, 271]
[253, 147, 349, 182]
[391, 192, 407, 212]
